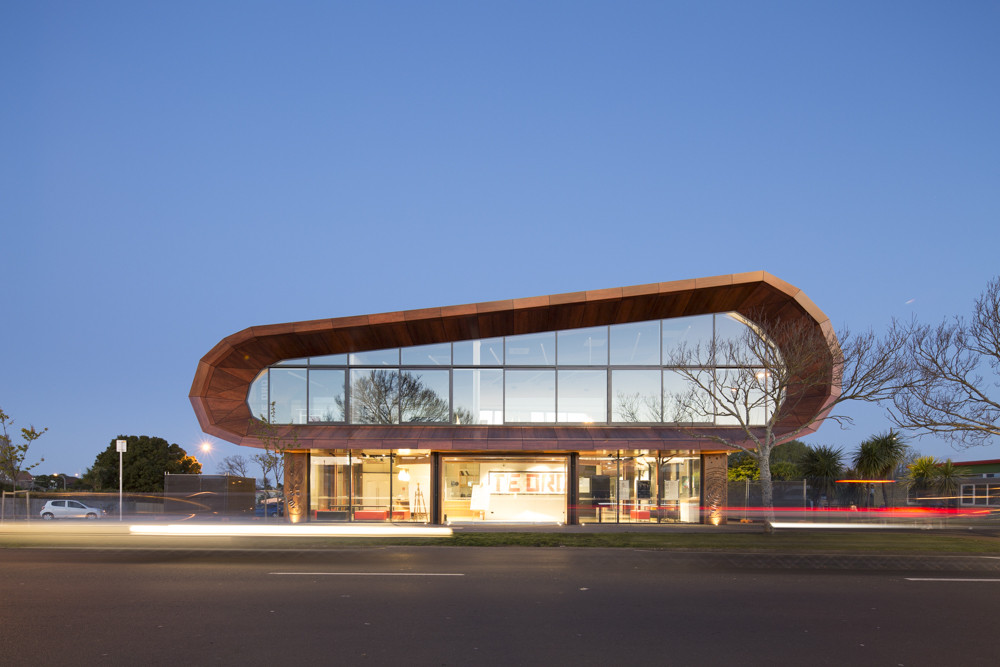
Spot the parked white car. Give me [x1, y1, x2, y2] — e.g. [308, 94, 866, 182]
[39, 500, 107, 520]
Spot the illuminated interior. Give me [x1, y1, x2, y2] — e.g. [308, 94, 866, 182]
[308, 449, 702, 524]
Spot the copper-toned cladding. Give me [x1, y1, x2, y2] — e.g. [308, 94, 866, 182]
[190, 271, 837, 451]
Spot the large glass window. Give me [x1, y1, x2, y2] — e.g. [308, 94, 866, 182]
[663, 370, 713, 423]
[610, 320, 661, 366]
[310, 449, 432, 522]
[274, 358, 308, 366]
[505, 332, 555, 366]
[310, 354, 348, 366]
[350, 349, 400, 366]
[714, 368, 772, 426]
[350, 369, 399, 424]
[442, 456, 567, 523]
[250, 312, 783, 428]
[401, 343, 451, 366]
[353, 452, 392, 518]
[248, 370, 269, 421]
[505, 370, 555, 422]
[662, 315, 714, 365]
[611, 370, 661, 422]
[309, 369, 345, 423]
[557, 370, 607, 423]
[577, 451, 701, 524]
[715, 313, 754, 364]
[269, 368, 307, 424]
[310, 451, 351, 520]
[557, 326, 608, 366]
[453, 338, 504, 366]
[453, 369, 503, 424]
[400, 370, 450, 423]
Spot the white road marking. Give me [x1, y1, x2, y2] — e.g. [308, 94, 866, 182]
[905, 578, 1000, 582]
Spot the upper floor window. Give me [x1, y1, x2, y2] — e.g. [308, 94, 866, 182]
[247, 313, 776, 426]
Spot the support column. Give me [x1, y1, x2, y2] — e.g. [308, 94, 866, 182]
[284, 451, 310, 524]
[430, 452, 442, 525]
[702, 452, 727, 526]
[567, 453, 579, 526]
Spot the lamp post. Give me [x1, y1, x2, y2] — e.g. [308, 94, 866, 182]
[116, 439, 127, 521]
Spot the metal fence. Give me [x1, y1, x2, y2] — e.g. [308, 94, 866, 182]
[726, 478, 920, 519]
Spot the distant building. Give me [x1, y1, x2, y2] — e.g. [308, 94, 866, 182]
[952, 459, 1000, 508]
[191, 272, 838, 525]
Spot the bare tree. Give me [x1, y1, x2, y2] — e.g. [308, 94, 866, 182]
[249, 403, 297, 496]
[252, 451, 282, 490]
[613, 391, 660, 422]
[665, 312, 909, 523]
[891, 276, 1000, 447]
[217, 454, 251, 478]
[337, 369, 452, 423]
[0, 407, 46, 491]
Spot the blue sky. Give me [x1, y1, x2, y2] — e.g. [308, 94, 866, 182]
[3, 2, 998, 477]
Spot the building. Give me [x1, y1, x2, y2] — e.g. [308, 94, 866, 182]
[190, 272, 837, 525]
[952, 459, 1000, 508]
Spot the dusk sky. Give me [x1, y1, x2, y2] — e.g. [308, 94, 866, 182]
[3, 2, 998, 478]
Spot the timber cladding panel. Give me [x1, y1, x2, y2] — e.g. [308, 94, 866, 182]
[190, 272, 838, 450]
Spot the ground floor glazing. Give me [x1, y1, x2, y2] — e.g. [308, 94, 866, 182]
[307, 449, 703, 524]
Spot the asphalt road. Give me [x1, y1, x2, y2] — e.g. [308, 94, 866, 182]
[2, 546, 997, 666]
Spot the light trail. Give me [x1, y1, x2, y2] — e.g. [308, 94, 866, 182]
[128, 524, 453, 537]
[768, 522, 932, 530]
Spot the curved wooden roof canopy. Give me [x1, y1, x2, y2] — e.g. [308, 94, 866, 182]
[190, 271, 839, 452]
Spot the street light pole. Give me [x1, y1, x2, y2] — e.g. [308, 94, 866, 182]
[116, 439, 127, 521]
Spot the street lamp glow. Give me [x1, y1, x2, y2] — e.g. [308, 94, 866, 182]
[200, 442, 213, 454]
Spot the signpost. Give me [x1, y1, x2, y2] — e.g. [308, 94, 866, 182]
[116, 439, 127, 521]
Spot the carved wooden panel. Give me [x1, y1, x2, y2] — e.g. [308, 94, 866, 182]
[284, 451, 308, 524]
[702, 452, 729, 526]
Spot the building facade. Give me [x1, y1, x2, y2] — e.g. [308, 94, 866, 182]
[953, 460, 1000, 509]
[190, 272, 837, 525]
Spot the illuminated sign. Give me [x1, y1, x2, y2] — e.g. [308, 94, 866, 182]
[489, 471, 566, 495]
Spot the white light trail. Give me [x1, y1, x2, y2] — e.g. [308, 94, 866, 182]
[129, 524, 453, 538]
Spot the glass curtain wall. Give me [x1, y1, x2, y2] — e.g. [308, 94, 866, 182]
[252, 313, 778, 427]
[309, 450, 699, 524]
[441, 456, 568, 524]
[577, 451, 701, 524]
[310, 451, 351, 520]
[309, 449, 431, 522]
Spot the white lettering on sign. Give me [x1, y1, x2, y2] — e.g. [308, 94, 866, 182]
[489, 471, 566, 495]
